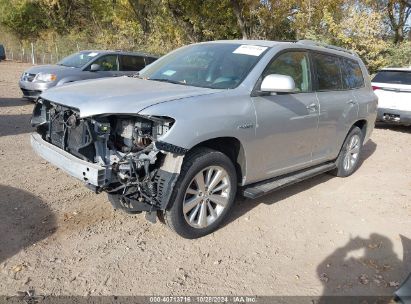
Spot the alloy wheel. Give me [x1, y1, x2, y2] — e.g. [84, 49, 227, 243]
[343, 134, 361, 171]
[183, 166, 231, 229]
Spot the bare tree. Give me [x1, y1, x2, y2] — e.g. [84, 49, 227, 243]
[230, 0, 248, 39]
[403, 0, 411, 7]
[128, 0, 154, 35]
[386, 0, 411, 43]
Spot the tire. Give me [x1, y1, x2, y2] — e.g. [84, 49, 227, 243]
[164, 147, 237, 239]
[331, 126, 364, 177]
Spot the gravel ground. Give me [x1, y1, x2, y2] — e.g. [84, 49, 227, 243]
[0, 60, 410, 297]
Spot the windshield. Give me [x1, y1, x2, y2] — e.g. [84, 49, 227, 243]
[139, 43, 268, 89]
[372, 70, 411, 85]
[57, 51, 100, 68]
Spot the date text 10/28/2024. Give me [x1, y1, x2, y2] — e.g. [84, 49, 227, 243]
[149, 296, 257, 303]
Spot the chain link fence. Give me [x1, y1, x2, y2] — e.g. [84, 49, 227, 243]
[3, 42, 84, 65]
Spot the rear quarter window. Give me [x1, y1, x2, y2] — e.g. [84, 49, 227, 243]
[145, 56, 157, 65]
[312, 53, 343, 91]
[342, 59, 364, 89]
[372, 71, 411, 85]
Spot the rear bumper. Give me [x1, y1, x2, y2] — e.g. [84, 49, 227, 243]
[377, 108, 411, 125]
[31, 133, 110, 186]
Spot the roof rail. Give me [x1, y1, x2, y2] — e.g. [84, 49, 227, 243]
[297, 40, 358, 57]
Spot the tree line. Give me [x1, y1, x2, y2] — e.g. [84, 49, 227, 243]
[0, 0, 410, 72]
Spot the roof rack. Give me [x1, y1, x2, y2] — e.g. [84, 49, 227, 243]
[297, 40, 358, 57]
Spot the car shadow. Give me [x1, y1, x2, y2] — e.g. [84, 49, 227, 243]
[0, 98, 31, 107]
[0, 185, 57, 263]
[358, 139, 377, 166]
[0, 113, 34, 137]
[223, 139, 377, 228]
[316, 234, 411, 302]
[375, 123, 411, 134]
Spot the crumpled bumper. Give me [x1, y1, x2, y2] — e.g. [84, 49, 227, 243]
[31, 133, 110, 186]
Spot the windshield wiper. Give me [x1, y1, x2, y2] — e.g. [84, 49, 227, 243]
[130, 73, 141, 79]
[57, 63, 73, 67]
[149, 78, 187, 85]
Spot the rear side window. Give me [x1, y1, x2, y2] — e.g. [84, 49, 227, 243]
[313, 53, 343, 91]
[119, 55, 145, 71]
[372, 71, 411, 85]
[342, 59, 364, 89]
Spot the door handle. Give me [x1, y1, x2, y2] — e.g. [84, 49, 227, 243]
[306, 103, 318, 111]
[347, 99, 357, 105]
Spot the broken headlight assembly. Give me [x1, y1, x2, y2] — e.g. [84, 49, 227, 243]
[98, 114, 175, 180]
[99, 115, 177, 209]
[108, 115, 174, 153]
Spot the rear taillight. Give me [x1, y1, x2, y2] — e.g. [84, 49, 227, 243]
[372, 86, 380, 91]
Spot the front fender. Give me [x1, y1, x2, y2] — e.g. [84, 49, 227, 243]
[138, 89, 256, 185]
[138, 90, 256, 150]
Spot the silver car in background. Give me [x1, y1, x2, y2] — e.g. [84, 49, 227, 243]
[31, 40, 377, 238]
[19, 50, 158, 100]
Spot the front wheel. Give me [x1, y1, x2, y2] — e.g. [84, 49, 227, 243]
[331, 126, 364, 177]
[164, 148, 237, 239]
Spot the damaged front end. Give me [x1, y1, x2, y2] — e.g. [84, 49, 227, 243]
[31, 99, 186, 215]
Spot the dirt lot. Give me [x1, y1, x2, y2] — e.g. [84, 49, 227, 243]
[0, 60, 410, 298]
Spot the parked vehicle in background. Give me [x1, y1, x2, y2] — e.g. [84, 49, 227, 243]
[372, 67, 411, 126]
[31, 40, 377, 238]
[19, 50, 158, 100]
[0, 44, 5, 61]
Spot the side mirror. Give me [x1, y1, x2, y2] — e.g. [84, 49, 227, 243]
[260, 74, 296, 93]
[90, 64, 100, 72]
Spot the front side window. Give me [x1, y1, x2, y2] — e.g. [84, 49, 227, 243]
[90, 55, 118, 71]
[119, 55, 145, 71]
[342, 59, 364, 89]
[313, 53, 343, 91]
[139, 43, 268, 89]
[263, 51, 312, 92]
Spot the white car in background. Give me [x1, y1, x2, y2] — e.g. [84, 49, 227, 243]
[372, 67, 411, 126]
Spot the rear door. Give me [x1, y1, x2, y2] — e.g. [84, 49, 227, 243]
[312, 52, 358, 162]
[119, 55, 146, 76]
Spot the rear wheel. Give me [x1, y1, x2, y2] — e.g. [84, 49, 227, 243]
[331, 126, 364, 177]
[164, 148, 237, 239]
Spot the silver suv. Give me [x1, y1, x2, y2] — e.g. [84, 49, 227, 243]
[31, 40, 378, 238]
[20, 50, 158, 100]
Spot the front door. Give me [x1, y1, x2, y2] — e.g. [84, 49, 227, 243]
[250, 51, 319, 181]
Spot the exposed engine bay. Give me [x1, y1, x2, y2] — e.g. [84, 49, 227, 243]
[31, 99, 186, 215]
